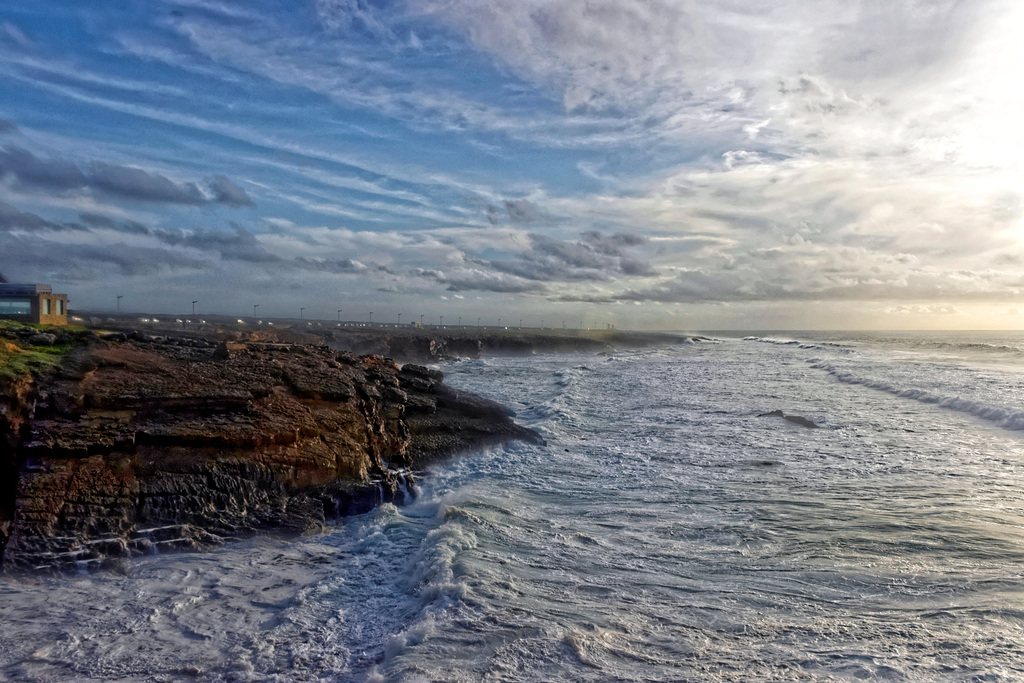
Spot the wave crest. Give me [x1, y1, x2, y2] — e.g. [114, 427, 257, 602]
[814, 363, 1024, 431]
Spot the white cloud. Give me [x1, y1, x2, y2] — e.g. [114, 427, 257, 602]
[7, 0, 1024, 328]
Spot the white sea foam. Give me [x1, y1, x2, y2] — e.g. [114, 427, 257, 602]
[4, 334, 1024, 681]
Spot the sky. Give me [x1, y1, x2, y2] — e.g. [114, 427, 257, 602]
[1, 0, 1023, 330]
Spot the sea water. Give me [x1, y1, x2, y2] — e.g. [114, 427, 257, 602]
[3, 331, 1024, 682]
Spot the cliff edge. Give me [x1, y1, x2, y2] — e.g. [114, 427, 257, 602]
[0, 331, 537, 573]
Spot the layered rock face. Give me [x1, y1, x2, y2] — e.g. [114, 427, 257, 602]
[1, 336, 536, 573]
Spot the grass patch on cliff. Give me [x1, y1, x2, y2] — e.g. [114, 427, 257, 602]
[0, 343, 71, 381]
[0, 321, 76, 381]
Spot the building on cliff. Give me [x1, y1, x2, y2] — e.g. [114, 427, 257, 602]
[0, 272, 68, 325]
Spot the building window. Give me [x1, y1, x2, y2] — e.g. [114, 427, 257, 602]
[58, 299, 65, 315]
[43, 298, 51, 315]
[0, 299, 31, 315]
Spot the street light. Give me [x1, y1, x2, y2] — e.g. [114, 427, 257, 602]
[300, 307, 305, 319]
[368, 311, 373, 324]
[519, 319, 523, 328]
[116, 295, 123, 312]
[439, 315, 444, 327]
[253, 304, 259, 319]
[458, 316, 462, 326]
[397, 313, 402, 325]
[420, 314, 425, 325]
[192, 300, 197, 316]
[337, 309, 343, 322]
[477, 317, 481, 327]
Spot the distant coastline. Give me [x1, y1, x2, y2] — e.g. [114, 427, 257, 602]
[71, 310, 704, 363]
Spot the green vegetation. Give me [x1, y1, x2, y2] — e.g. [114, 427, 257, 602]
[0, 344, 68, 382]
[0, 321, 75, 382]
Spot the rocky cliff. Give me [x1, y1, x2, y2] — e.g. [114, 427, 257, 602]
[0, 332, 537, 574]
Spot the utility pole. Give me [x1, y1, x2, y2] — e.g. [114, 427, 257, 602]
[116, 295, 123, 312]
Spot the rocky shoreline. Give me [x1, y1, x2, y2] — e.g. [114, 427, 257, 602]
[0, 327, 539, 574]
[74, 311, 700, 364]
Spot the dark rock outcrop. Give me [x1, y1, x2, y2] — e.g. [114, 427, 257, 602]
[758, 409, 820, 428]
[1, 336, 538, 573]
[323, 330, 616, 363]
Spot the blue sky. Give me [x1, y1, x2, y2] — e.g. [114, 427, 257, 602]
[1, 0, 1022, 329]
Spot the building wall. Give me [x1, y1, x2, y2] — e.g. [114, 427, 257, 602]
[34, 293, 69, 325]
[0, 293, 68, 325]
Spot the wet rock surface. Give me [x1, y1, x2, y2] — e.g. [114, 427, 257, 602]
[758, 409, 820, 428]
[0, 336, 538, 574]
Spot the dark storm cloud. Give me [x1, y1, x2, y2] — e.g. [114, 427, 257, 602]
[78, 212, 153, 235]
[487, 231, 655, 283]
[503, 199, 539, 222]
[409, 231, 653, 294]
[485, 199, 540, 225]
[0, 145, 251, 207]
[207, 174, 254, 207]
[0, 201, 78, 232]
[89, 161, 206, 204]
[3, 234, 209, 277]
[0, 145, 88, 192]
[581, 230, 646, 253]
[154, 222, 279, 262]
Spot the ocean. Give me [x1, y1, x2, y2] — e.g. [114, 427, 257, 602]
[3, 331, 1024, 682]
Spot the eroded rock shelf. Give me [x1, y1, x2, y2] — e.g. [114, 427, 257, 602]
[0, 334, 538, 574]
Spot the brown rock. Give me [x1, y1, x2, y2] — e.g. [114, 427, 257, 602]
[1, 336, 537, 573]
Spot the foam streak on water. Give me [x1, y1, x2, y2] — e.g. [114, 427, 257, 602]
[3, 332, 1024, 681]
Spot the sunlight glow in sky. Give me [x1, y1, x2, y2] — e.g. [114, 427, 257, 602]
[1, 0, 1023, 329]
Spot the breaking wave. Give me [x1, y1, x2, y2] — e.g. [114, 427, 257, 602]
[814, 362, 1024, 431]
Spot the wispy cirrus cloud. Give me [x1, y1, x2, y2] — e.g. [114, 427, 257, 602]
[2, 0, 1022, 327]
